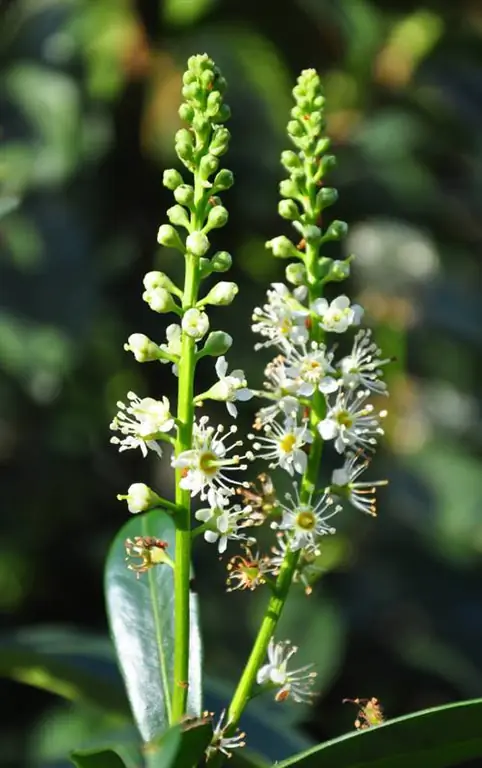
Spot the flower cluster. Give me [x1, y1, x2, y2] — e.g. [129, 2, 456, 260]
[109, 58, 391, 761]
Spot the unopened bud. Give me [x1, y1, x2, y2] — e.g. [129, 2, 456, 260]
[279, 179, 299, 198]
[315, 137, 331, 155]
[281, 150, 301, 171]
[199, 153, 219, 181]
[211, 251, 232, 272]
[206, 205, 228, 230]
[287, 120, 304, 137]
[186, 231, 210, 257]
[285, 262, 307, 286]
[178, 103, 194, 123]
[124, 333, 162, 362]
[167, 205, 189, 229]
[323, 220, 348, 242]
[163, 169, 183, 190]
[174, 184, 194, 207]
[266, 235, 297, 259]
[317, 187, 338, 208]
[213, 169, 234, 191]
[143, 287, 176, 314]
[201, 330, 233, 357]
[327, 258, 351, 282]
[117, 483, 162, 514]
[157, 224, 184, 252]
[304, 225, 322, 243]
[143, 271, 180, 296]
[210, 127, 230, 158]
[202, 281, 238, 306]
[278, 199, 299, 221]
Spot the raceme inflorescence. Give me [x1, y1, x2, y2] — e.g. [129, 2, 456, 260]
[111, 54, 389, 763]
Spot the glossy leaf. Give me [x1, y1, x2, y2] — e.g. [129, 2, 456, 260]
[0, 627, 130, 718]
[105, 509, 202, 742]
[276, 697, 482, 767]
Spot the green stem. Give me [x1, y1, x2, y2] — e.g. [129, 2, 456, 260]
[172, 251, 199, 722]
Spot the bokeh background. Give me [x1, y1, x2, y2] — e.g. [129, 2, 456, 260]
[2, 0, 482, 765]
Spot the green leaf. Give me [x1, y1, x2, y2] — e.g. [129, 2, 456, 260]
[145, 721, 212, 768]
[0, 627, 130, 719]
[70, 743, 140, 768]
[275, 698, 482, 767]
[105, 509, 202, 742]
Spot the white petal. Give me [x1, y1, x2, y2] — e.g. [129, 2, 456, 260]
[235, 387, 253, 402]
[195, 508, 214, 522]
[204, 530, 219, 544]
[226, 401, 237, 418]
[311, 298, 328, 316]
[318, 377, 339, 394]
[215, 356, 228, 379]
[293, 449, 307, 474]
[318, 419, 338, 440]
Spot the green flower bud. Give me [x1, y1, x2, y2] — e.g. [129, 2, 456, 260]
[315, 137, 331, 155]
[175, 128, 194, 163]
[192, 114, 210, 137]
[287, 120, 304, 137]
[281, 150, 301, 171]
[124, 333, 162, 363]
[186, 230, 210, 257]
[202, 281, 238, 306]
[266, 235, 298, 259]
[320, 154, 336, 174]
[278, 199, 299, 221]
[212, 103, 231, 123]
[199, 153, 219, 181]
[286, 262, 307, 286]
[117, 483, 163, 514]
[206, 205, 228, 230]
[211, 250, 232, 272]
[206, 90, 223, 118]
[200, 68, 215, 89]
[210, 126, 230, 157]
[178, 102, 194, 123]
[143, 287, 177, 314]
[323, 220, 348, 242]
[174, 184, 194, 207]
[143, 271, 180, 296]
[304, 225, 322, 243]
[167, 205, 190, 229]
[327, 258, 351, 282]
[201, 330, 233, 357]
[163, 169, 183, 190]
[157, 224, 184, 252]
[182, 82, 203, 103]
[182, 70, 197, 85]
[182, 308, 210, 340]
[317, 187, 338, 208]
[213, 169, 234, 191]
[279, 179, 300, 198]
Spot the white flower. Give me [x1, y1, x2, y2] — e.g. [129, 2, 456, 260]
[274, 486, 339, 551]
[312, 295, 363, 333]
[124, 333, 161, 363]
[182, 308, 210, 340]
[329, 453, 388, 516]
[110, 392, 174, 457]
[252, 283, 309, 351]
[318, 389, 386, 454]
[195, 503, 255, 554]
[339, 329, 390, 394]
[285, 341, 338, 397]
[204, 357, 253, 417]
[256, 638, 317, 703]
[117, 483, 161, 514]
[206, 711, 246, 760]
[250, 417, 313, 476]
[171, 416, 253, 505]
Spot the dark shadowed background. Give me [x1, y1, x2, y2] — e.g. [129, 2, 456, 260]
[2, 0, 482, 765]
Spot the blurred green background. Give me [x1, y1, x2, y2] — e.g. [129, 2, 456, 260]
[2, 0, 482, 765]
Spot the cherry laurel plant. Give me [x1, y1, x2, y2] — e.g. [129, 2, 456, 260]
[111, 54, 389, 763]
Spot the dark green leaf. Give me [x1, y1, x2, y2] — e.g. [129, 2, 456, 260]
[70, 742, 141, 768]
[276, 698, 482, 767]
[105, 509, 202, 742]
[0, 627, 130, 718]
